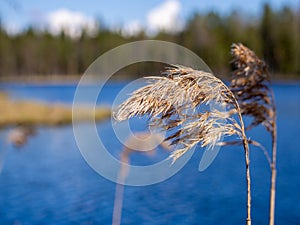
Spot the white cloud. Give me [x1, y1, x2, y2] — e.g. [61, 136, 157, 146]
[120, 0, 182, 37]
[146, 0, 182, 34]
[121, 20, 143, 37]
[4, 22, 22, 36]
[46, 9, 98, 38]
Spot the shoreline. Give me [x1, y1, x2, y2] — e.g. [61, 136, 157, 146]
[0, 74, 300, 85]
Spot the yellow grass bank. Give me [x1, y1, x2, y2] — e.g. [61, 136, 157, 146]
[0, 93, 111, 127]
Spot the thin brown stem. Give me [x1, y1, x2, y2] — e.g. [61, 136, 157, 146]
[269, 163, 276, 225]
[243, 137, 252, 225]
[236, 102, 252, 225]
[269, 115, 277, 225]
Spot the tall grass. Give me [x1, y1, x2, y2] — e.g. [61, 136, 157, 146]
[114, 44, 277, 225]
[115, 65, 253, 225]
[230, 43, 277, 225]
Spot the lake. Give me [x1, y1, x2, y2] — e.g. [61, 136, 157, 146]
[0, 82, 299, 225]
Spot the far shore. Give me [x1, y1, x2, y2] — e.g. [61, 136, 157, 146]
[0, 73, 299, 84]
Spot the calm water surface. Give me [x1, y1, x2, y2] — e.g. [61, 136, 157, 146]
[0, 82, 299, 225]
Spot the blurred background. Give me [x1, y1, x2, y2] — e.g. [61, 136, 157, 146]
[0, 0, 299, 224]
[0, 0, 299, 79]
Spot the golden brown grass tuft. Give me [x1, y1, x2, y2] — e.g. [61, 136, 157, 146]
[230, 43, 276, 132]
[115, 65, 247, 162]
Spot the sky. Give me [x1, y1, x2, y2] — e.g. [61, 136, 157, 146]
[0, 0, 299, 37]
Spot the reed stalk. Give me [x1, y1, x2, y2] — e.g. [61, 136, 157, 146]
[230, 43, 277, 225]
[115, 65, 252, 224]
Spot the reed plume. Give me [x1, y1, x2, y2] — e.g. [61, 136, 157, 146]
[115, 65, 252, 225]
[230, 43, 277, 225]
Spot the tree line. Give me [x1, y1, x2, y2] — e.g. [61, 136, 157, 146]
[0, 4, 299, 79]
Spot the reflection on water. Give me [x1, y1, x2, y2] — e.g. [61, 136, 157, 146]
[0, 83, 299, 224]
[8, 126, 36, 148]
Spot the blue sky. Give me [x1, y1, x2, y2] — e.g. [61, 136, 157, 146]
[1, 0, 299, 36]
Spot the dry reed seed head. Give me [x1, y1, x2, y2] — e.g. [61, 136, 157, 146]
[231, 43, 269, 90]
[167, 111, 242, 162]
[115, 65, 245, 162]
[230, 43, 276, 133]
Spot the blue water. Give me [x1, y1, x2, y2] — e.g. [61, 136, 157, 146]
[0, 82, 299, 225]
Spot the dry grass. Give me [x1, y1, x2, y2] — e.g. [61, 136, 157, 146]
[115, 64, 253, 224]
[230, 43, 277, 225]
[114, 44, 279, 225]
[230, 43, 276, 132]
[0, 92, 110, 128]
[115, 65, 248, 162]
